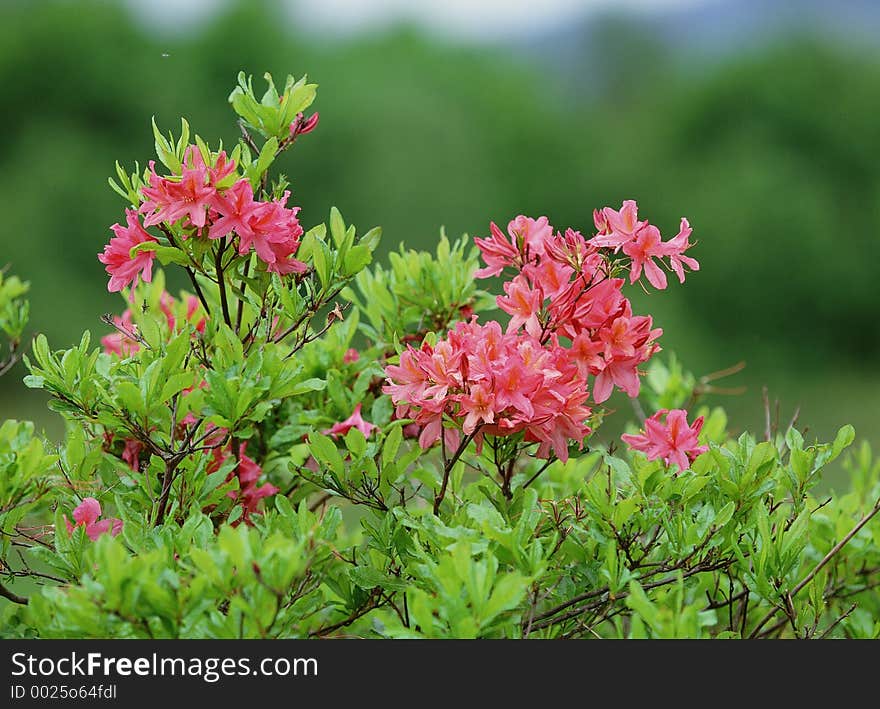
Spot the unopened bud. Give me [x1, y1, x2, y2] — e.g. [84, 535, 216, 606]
[289, 112, 320, 138]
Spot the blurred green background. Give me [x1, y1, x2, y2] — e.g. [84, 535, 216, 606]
[1, 0, 878, 456]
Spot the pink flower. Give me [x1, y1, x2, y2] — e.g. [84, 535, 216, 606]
[552, 278, 626, 338]
[569, 331, 605, 378]
[208, 178, 259, 241]
[591, 306, 662, 403]
[508, 215, 553, 260]
[473, 216, 553, 278]
[497, 274, 543, 337]
[599, 310, 660, 362]
[623, 224, 668, 289]
[474, 221, 519, 278]
[422, 340, 464, 401]
[343, 348, 360, 364]
[493, 358, 542, 419]
[263, 235, 308, 275]
[384, 347, 431, 406]
[662, 218, 700, 284]
[140, 147, 216, 229]
[545, 228, 600, 271]
[323, 403, 377, 438]
[622, 408, 708, 472]
[208, 150, 237, 187]
[237, 191, 304, 268]
[64, 497, 123, 541]
[521, 257, 574, 301]
[592, 357, 643, 403]
[460, 382, 496, 434]
[98, 209, 157, 293]
[385, 203, 696, 463]
[591, 200, 644, 251]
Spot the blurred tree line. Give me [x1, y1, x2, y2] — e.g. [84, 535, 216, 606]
[1, 0, 878, 449]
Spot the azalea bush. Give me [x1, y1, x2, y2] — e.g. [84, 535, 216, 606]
[1, 71, 879, 639]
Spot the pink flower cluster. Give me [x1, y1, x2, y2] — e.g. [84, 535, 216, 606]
[384, 202, 699, 460]
[592, 200, 699, 290]
[64, 497, 122, 541]
[206, 435, 278, 526]
[98, 145, 306, 293]
[621, 409, 708, 471]
[385, 319, 592, 461]
[101, 290, 206, 357]
[473, 205, 698, 402]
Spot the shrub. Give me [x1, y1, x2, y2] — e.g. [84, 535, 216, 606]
[1, 72, 877, 639]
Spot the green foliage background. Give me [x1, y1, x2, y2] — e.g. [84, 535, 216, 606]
[1, 0, 879, 459]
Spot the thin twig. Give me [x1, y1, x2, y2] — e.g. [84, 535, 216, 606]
[235, 258, 252, 336]
[522, 457, 556, 490]
[748, 496, 880, 638]
[157, 224, 211, 315]
[215, 240, 232, 327]
[0, 582, 27, 605]
[433, 427, 481, 515]
[818, 603, 857, 639]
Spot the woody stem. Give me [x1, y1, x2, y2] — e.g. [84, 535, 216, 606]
[215, 240, 232, 327]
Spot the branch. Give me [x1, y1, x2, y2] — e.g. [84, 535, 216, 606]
[522, 457, 556, 490]
[530, 559, 730, 632]
[434, 427, 481, 515]
[154, 460, 179, 526]
[818, 603, 857, 640]
[214, 240, 232, 327]
[157, 224, 211, 316]
[235, 258, 252, 335]
[0, 581, 28, 605]
[0, 341, 19, 377]
[308, 591, 382, 637]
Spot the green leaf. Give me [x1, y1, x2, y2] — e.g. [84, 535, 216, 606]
[682, 475, 710, 501]
[359, 226, 382, 253]
[715, 501, 736, 527]
[247, 137, 278, 188]
[382, 426, 403, 469]
[152, 116, 181, 173]
[130, 242, 190, 267]
[308, 432, 344, 478]
[831, 424, 856, 459]
[344, 428, 367, 459]
[280, 377, 326, 398]
[115, 381, 145, 417]
[482, 573, 528, 625]
[343, 244, 373, 275]
[349, 566, 408, 592]
[329, 207, 346, 248]
[160, 372, 195, 403]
